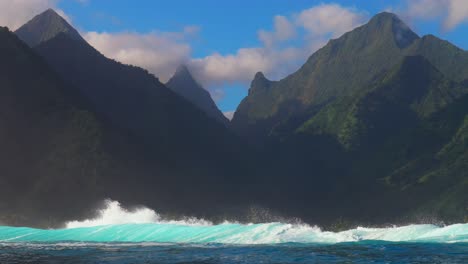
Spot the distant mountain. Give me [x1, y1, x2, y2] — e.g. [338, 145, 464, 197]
[15, 8, 85, 47]
[167, 65, 229, 126]
[9, 9, 254, 227]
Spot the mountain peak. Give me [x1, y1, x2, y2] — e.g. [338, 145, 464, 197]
[254, 72, 267, 81]
[15, 8, 84, 47]
[175, 64, 191, 76]
[42, 8, 59, 16]
[167, 65, 229, 125]
[370, 12, 399, 23]
[170, 64, 198, 86]
[367, 12, 419, 48]
[367, 12, 406, 29]
[249, 72, 271, 95]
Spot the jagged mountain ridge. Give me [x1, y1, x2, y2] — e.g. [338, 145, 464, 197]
[232, 12, 468, 142]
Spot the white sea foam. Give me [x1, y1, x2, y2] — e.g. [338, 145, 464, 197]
[65, 199, 212, 228]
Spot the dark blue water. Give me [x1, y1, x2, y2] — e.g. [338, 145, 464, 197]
[0, 242, 467, 263]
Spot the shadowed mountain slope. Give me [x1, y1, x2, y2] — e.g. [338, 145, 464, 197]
[167, 65, 229, 126]
[7, 9, 256, 227]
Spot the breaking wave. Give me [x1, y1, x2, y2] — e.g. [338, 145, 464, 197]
[0, 200, 466, 244]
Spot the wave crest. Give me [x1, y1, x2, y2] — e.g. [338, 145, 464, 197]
[0, 200, 466, 244]
[66, 200, 212, 228]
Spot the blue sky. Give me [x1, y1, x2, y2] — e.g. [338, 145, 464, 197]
[2, 0, 467, 116]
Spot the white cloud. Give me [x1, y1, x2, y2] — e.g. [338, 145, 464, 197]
[187, 3, 365, 88]
[403, 0, 468, 30]
[223, 111, 235, 120]
[0, 0, 70, 30]
[189, 46, 309, 87]
[443, 0, 468, 30]
[84, 29, 194, 82]
[209, 88, 225, 102]
[79, 3, 366, 90]
[258, 15, 296, 47]
[296, 4, 367, 38]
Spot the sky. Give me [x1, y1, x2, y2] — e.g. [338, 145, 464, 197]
[1, 0, 467, 119]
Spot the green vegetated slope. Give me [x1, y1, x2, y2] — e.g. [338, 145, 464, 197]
[232, 12, 468, 142]
[295, 55, 468, 221]
[232, 12, 468, 223]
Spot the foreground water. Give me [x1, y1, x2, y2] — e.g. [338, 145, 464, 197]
[0, 241, 466, 264]
[0, 201, 466, 263]
[0, 223, 467, 263]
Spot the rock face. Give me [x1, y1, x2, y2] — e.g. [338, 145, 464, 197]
[167, 65, 229, 126]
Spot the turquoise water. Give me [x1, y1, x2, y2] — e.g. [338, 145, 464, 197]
[0, 223, 467, 263]
[1, 223, 468, 244]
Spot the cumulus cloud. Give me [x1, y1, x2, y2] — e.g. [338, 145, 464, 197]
[403, 0, 468, 30]
[84, 28, 195, 82]
[189, 46, 310, 87]
[223, 111, 235, 120]
[444, 0, 468, 29]
[188, 3, 365, 88]
[258, 15, 296, 48]
[296, 4, 367, 38]
[0, 0, 72, 30]
[79, 3, 366, 90]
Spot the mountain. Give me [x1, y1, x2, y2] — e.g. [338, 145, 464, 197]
[298, 55, 464, 149]
[232, 12, 417, 141]
[232, 12, 468, 143]
[256, 55, 468, 224]
[15, 8, 85, 47]
[166, 65, 229, 126]
[231, 12, 468, 223]
[0, 26, 110, 226]
[9, 9, 255, 227]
